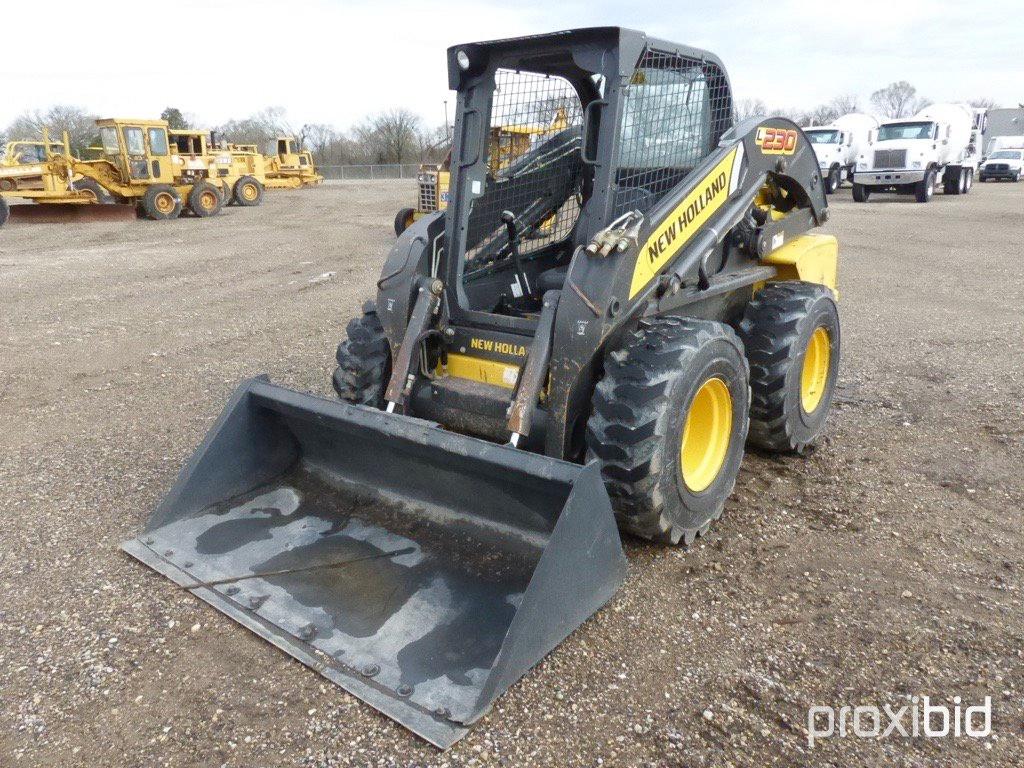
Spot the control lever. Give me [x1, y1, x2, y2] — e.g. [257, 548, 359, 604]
[501, 210, 532, 298]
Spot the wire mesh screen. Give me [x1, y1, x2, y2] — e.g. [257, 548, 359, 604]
[464, 70, 584, 265]
[613, 50, 730, 217]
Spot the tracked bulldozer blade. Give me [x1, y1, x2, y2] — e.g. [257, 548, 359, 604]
[123, 376, 625, 747]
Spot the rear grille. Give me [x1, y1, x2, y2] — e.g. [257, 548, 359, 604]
[873, 149, 907, 169]
[417, 180, 437, 212]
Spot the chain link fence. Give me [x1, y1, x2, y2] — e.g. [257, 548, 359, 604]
[318, 164, 421, 181]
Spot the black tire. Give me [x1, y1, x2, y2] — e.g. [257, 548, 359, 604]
[585, 317, 750, 545]
[0, 197, 9, 228]
[188, 181, 223, 217]
[852, 183, 870, 202]
[233, 175, 264, 207]
[141, 185, 182, 220]
[71, 178, 114, 204]
[963, 168, 974, 193]
[394, 207, 416, 236]
[739, 282, 841, 454]
[216, 180, 233, 206]
[942, 167, 961, 195]
[824, 166, 841, 195]
[915, 168, 935, 203]
[332, 304, 391, 407]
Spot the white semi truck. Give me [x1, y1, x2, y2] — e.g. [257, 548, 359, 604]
[804, 113, 879, 194]
[852, 104, 987, 203]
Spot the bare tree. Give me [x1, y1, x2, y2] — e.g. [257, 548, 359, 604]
[968, 97, 999, 110]
[830, 94, 861, 115]
[806, 103, 840, 127]
[870, 82, 927, 118]
[353, 109, 423, 164]
[734, 99, 768, 122]
[5, 105, 98, 155]
[301, 123, 337, 161]
[216, 107, 291, 150]
[416, 124, 452, 163]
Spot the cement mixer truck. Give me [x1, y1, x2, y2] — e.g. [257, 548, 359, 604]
[805, 113, 878, 194]
[851, 104, 986, 203]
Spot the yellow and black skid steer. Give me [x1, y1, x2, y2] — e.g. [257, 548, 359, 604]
[124, 27, 841, 748]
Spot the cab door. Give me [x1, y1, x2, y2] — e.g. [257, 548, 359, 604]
[122, 126, 151, 180]
[146, 126, 173, 183]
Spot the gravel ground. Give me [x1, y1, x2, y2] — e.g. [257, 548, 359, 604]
[1, 180, 1022, 767]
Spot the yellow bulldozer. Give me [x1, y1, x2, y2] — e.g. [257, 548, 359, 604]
[0, 118, 228, 219]
[224, 136, 324, 190]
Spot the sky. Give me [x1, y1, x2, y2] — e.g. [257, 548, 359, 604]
[1, 0, 1021, 132]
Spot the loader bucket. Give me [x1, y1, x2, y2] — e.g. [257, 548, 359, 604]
[122, 377, 626, 748]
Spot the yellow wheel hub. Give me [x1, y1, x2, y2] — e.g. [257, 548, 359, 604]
[800, 327, 831, 413]
[680, 377, 733, 493]
[200, 191, 217, 210]
[155, 193, 174, 214]
[242, 184, 257, 201]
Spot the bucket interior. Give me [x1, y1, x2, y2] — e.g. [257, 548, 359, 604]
[137, 387, 578, 724]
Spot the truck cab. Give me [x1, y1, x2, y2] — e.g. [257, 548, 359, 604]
[852, 104, 982, 203]
[805, 128, 851, 193]
[979, 148, 1024, 182]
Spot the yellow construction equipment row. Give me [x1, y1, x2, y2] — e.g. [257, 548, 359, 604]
[0, 119, 322, 221]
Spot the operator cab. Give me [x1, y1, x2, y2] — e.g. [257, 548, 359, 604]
[444, 37, 730, 324]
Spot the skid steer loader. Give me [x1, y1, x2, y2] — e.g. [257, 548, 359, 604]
[124, 28, 841, 748]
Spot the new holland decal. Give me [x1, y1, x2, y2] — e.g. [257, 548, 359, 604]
[629, 146, 742, 298]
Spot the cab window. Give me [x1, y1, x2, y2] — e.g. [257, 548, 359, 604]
[148, 128, 169, 156]
[124, 127, 146, 155]
[100, 127, 121, 155]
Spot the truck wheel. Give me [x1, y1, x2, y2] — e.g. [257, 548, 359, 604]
[141, 185, 182, 220]
[332, 304, 392, 407]
[72, 178, 114, 204]
[915, 169, 935, 203]
[963, 168, 973, 193]
[233, 176, 264, 207]
[852, 183, 870, 202]
[188, 182, 223, 217]
[943, 167, 961, 195]
[586, 317, 750, 545]
[0, 197, 9, 227]
[825, 166, 841, 195]
[739, 282, 840, 453]
[394, 207, 416, 236]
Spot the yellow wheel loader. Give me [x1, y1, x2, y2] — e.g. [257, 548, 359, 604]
[0, 119, 225, 220]
[124, 28, 841, 748]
